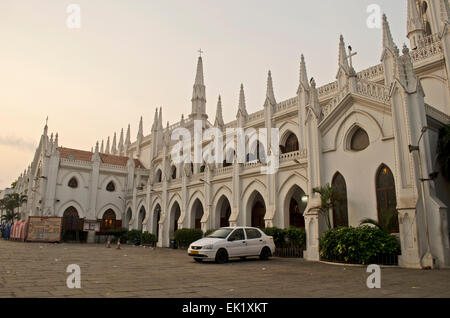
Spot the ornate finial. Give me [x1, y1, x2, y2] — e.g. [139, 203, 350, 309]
[198, 48, 204, 57]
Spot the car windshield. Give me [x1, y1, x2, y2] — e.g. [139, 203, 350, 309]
[207, 228, 234, 239]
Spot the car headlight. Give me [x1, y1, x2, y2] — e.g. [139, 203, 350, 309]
[202, 244, 214, 250]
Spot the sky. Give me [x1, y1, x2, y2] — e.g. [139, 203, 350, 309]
[0, 0, 407, 189]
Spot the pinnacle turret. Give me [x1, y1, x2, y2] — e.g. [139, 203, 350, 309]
[382, 14, 396, 51]
[237, 84, 248, 118]
[265, 70, 276, 107]
[298, 54, 309, 93]
[190, 55, 207, 120]
[214, 95, 224, 128]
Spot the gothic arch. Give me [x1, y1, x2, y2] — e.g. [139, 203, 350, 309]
[241, 179, 267, 201]
[244, 190, 267, 228]
[57, 200, 86, 219]
[278, 121, 300, 144]
[96, 203, 121, 220]
[333, 109, 385, 152]
[99, 175, 124, 193]
[277, 173, 308, 227]
[187, 190, 205, 213]
[59, 171, 88, 189]
[212, 185, 232, 206]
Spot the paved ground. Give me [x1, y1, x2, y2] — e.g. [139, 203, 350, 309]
[0, 240, 449, 298]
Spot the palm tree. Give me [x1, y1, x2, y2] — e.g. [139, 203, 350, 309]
[1, 210, 20, 224]
[313, 184, 340, 230]
[359, 209, 398, 233]
[0, 193, 27, 224]
[437, 124, 450, 181]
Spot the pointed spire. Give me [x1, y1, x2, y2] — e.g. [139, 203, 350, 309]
[180, 113, 185, 127]
[152, 108, 158, 132]
[100, 140, 104, 153]
[43, 116, 48, 137]
[265, 70, 276, 106]
[237, 84, 248, 118]
[95, 141, 99, 153]
[382, 14, 396, 51]
[111, 132, 117, 154]
[53, 133, 59, 152]
[191, 55, 207, 120]
[158, 107, 163, 130]
[118, 128, 124, 154]
[215, 95, 224, 128]
[299, 54, 309, 90]
[338, 35, 350, 72]
[407, 0, 424, 36]
[125, 124, 131, 145]
[194, 56, 204, 86]
[137, 116, 143, 140]
[105, 136, 110, 154]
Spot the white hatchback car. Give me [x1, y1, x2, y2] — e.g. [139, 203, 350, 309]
[188, 227, 275, 263]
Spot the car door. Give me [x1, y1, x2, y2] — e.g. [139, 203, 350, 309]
[245, 228, 263, 256]
[226, 229, 247, 257]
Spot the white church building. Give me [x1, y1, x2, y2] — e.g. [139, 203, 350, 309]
[8, 0, 450, 268]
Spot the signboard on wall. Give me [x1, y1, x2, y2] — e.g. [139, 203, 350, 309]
[83, 220, 100, 232]
[26, 217, 62, 243]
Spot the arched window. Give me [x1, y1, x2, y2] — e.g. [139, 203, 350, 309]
[200, 165, 205, 173]
[247, 141, 266, 163]
[68, 177, 78, 189]
[155, 170, 162, 183]
[283, 133, 299, 154]
[101, 209, 117, 232]
[171, 166, 177, 179]
[106, 181, 115, 192]
[376, 164, 399, 233]
[421, 1, 428, 14]
[223, 150, 235, 167]
[350, 127, 370, 151]
[332, 172, 348, 227]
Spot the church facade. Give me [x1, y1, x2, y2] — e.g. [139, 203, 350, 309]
[8, 0, 450, 268]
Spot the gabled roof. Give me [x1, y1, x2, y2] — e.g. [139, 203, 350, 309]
[58, 147, 145, 169]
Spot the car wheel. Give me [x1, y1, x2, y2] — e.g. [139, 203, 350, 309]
[194, 258, 203, 263]
[215, 249, 229, 264]
[259, 247, 271, 261]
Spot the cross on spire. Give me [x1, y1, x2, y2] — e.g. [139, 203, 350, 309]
[198, 48, 204, 57]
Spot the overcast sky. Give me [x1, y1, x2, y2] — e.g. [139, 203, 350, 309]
[0, 0, 406, 189]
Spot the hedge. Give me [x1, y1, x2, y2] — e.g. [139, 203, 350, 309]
[319, 226, 401, 265]
[174, 229, 203, 248]
[263, 227, 306, 249]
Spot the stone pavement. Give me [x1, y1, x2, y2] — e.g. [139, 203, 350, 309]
[0, 240, 449, 298]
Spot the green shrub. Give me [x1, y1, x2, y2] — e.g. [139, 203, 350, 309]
[174, 228, 203, 248]
[126, 230, 143, 244]
[285, 226, 306, 249]
[320, 226, 401, 265]
[142, 232, 157, 245]
[262, 227, 286, 248]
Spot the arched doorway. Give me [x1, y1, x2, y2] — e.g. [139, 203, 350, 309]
[170, 202, 181, 239]
[191, 199, 204, 229]
[100, 209, 117, 233]
[332, 172, 349, 227]
[138, 206, 146, 232]
[216, 195, 231, 228]
[284, 185, 306, 228]
[62, 206, 83, 242]
[248, 191, 266, 228]
[376, 164, 398, 233]
[153, 204, 161, 241]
